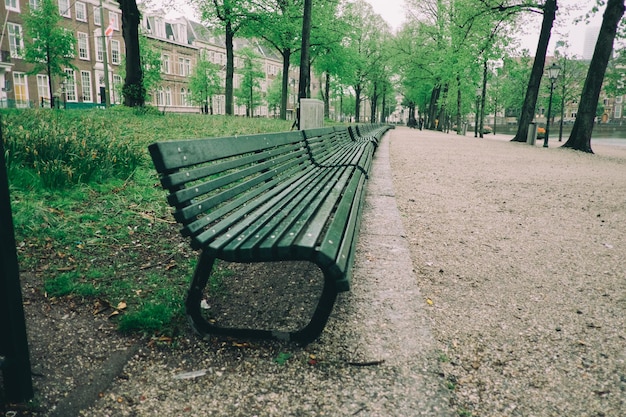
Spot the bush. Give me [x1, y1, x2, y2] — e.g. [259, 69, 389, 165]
[2, 109, 144, 189]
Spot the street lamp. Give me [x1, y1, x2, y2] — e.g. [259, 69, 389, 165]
[543, 62, 561, 148]
[474, 87, 482, 137]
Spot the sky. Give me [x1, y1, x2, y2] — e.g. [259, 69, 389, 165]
[364, 0, 605, 58]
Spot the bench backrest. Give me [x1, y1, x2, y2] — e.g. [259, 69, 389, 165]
[149, 130, 313, 249]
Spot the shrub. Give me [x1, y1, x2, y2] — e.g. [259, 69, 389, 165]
[2, 109, 144, 188]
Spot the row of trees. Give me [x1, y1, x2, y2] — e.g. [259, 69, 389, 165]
[392, 0, 625, 153]
[20, 0, 626, 153]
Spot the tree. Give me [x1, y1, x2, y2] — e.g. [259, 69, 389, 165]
[564, 0, 626, 152]
[511, 0, 557, 142]
[118, 35, 161, 103]
[118, 0, 145, 107]
[550, 42, 587, 141]
[194, 0, 254, 115]
[189, 55, 222, 114]
[234, 48, 265, 117]
[266, 73, 283, 117]
[243, 0, 303, 120]
[341, 0, 387, 122]
[22, 0, 76, 108]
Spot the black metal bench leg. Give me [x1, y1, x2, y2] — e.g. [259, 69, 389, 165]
[186, 251, 338, 345]
[289, 274, 338, 345]
[186, 250, 276, 341]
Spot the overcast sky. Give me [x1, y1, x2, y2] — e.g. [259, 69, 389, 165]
[365, 0, 605, 58]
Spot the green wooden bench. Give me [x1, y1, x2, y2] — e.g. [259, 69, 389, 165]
[149, 125, 391, 345]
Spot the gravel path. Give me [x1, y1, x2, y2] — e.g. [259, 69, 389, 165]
[390, 127, 626, 416]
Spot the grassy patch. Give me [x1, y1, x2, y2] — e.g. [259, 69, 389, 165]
[3, 108, 292, 335]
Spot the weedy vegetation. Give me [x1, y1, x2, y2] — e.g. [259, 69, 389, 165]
[2, 107, 291, 336]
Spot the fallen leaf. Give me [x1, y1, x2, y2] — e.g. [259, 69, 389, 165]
[117, 301, 127, 310]
[426, 298, 434, 305]
[274, 352, 292, 365]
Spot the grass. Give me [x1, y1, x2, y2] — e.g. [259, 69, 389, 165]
[3, 107, 293, 336]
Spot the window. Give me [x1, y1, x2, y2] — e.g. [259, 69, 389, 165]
[157, 87, 164, 106]
[94, 6, 101, 26]
[6, 0, 20, 11]
[113, 74, 122, 104]
[616, 96, 623, 104]
[76, 2, 87, 21]
[178, 58, 191, 76]
[29, 0, 40, 9]
[64, 69, 77, 102]
[81, 71, 92, 102]
[37, 74, 49, 104]
[109, 12, 119, 30]
[13, 73, 29, 108]
[162, 54, 170, 74]
[78, 32, 89, 60]
[95, 38, 104, 62]
[7, 23, 23, 59]
[58, 0, 71, 17]
[111, 40, 120, 64]
[180, 88, 187, 106]
[615, 104, 622, 119]
[165, 87, 171, 106]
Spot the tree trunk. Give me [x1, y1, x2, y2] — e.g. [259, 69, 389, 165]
[370, 83, 378, 123]
[480, 61, 487, 138]
[511, 0, 557, 142]
[563, 0, 625, 153]
[428, 85, 440, 129]
[280, 49, 290, 120]
[381, 87, 387, 123]
[298, 0, 312, 101]
[355, 84, 362, 122]
[324, 73, 330, 119]
[118, 0, 144, 107]
[456, 76, 462, 134]
[225, 22, 235, 115]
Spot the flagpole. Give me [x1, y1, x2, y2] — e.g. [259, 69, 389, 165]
[100, 0, 111, 108]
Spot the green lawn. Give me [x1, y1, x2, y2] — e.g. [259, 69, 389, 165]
[2, 107, 292, 335]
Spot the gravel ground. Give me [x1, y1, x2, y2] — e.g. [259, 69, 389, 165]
[390, 128, 626, 416]
[5, 127, 625, 416]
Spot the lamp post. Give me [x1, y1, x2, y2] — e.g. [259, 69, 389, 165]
[60, 80, 67, 110]
[543, 62, 561, 148]
[474, 87, 482, 137]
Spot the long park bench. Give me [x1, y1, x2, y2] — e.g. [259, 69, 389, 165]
[149, 124, 392, 345]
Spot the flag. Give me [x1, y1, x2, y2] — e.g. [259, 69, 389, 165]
[105, 19, 114, 38]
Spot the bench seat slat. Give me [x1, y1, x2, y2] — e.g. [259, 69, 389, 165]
[191, 161, 321, 250]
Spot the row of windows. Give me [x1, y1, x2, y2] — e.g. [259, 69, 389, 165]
[161, 55, 192, 76]
[7, 22, 121, 65]
[5, 0, 119, 28]
[10, 70, 122, 107]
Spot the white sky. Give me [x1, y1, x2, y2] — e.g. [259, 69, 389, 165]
[365, 0, 605, 58]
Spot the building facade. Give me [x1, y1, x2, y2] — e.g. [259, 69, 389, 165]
[1, 0, 124, 108]
[1, 1, 310, 117]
